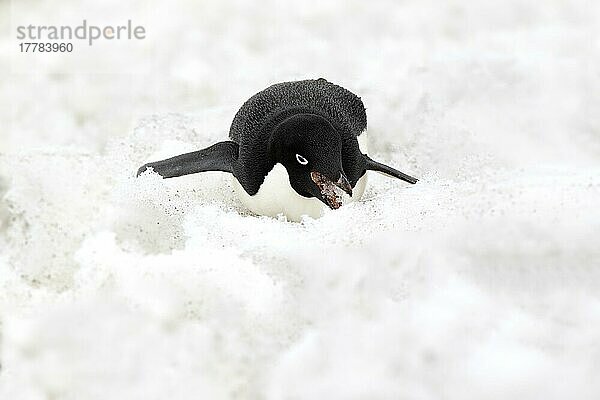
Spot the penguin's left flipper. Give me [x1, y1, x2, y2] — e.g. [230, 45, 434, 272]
[364, 154, 418, 184]
[137, 141, 238, 178]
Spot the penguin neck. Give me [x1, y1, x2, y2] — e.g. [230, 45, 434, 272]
[235, 108, 332, 197]
[266, 129, 284, 162]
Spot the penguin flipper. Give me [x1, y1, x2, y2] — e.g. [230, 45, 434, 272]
[137, 141, 238, 178]
[364, 154, 418, 184]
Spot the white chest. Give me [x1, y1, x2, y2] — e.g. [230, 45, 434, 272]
[233, 164, 367, 222]
[232, 132, 369, 222]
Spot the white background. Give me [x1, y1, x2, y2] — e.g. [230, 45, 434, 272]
[1, 0, 600, 398]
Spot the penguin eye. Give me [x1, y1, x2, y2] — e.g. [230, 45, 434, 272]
[295, 154, 308, 165]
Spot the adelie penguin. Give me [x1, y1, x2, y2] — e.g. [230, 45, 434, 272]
[137, 79, 418, 221]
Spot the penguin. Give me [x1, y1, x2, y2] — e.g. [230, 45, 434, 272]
[137, 78, 418, 221]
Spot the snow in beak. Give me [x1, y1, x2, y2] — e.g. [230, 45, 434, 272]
[310, 171, 353, 209]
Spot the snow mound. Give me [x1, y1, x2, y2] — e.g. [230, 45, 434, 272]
[1, 111, 600, 399]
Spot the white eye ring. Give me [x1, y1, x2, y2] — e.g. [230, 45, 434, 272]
[296, 154, 308, 165]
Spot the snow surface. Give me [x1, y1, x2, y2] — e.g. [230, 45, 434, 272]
[1, 0, 600, 399]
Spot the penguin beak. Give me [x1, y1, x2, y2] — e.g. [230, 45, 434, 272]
[310, 171, 353, 210]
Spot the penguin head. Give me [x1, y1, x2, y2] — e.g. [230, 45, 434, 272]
[270, 113, 353, 209]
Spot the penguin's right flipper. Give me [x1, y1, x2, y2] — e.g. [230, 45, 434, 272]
[137, 141, 238, 178]
[364, 154, 418, 184]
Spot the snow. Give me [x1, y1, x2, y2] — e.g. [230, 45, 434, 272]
[1, 0, 600, 398]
